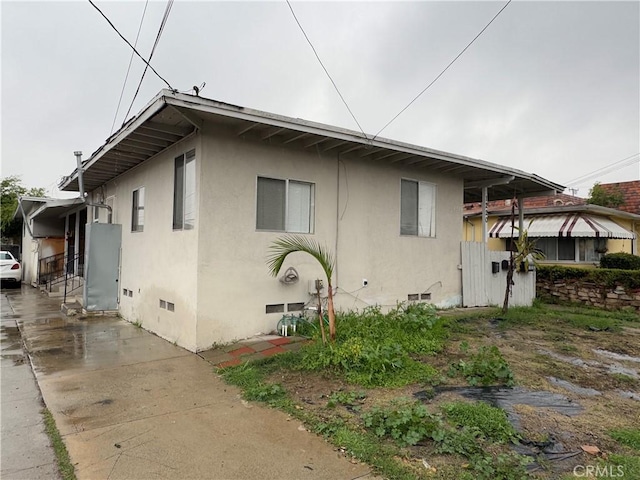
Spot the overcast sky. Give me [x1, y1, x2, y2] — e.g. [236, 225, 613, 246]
[2, 1, 639, 198]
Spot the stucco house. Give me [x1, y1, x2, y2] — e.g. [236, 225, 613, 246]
[463, 193, 639, 265]
[55, 89, 563, 352]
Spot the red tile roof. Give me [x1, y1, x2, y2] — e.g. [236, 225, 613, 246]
[464, 193, 586, 215]
[599, 181, 640, 215]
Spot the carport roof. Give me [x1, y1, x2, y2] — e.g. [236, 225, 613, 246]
[14, 196, 84, 223]
[59, 89, 564, 203]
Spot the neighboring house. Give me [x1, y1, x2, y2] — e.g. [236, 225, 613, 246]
[464, 194, 639, 265]
[598, 180, 640, 215]
[14, 196, 85, 287]
[55, 89, 563, 352]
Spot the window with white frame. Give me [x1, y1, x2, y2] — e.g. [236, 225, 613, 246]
[256, 177, 314, 233]
[131, 187, 145, 232]
[173, 150, 196, 230]
[400, 179, 436, 237]
[532, 237, 606, 262]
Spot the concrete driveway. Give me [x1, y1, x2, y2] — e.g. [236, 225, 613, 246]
[4, 287, 375, 480]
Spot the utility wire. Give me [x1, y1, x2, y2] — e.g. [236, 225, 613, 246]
[286, 0, 368, 140]
[87, 0, 173, 90]
[123, 0, 174, 124]
[373, 0, 512, 140]
[110, 0, 149, 134]
[564, 153, 640, 186]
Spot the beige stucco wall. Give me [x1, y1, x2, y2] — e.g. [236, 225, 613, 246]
[193, 123, 464, 350]
[195, 124, 339, 349]
[84, 122, 484, 351]
[93, 134, 201, 351]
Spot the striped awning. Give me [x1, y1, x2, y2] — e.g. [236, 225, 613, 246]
[489, 213, 635, 239]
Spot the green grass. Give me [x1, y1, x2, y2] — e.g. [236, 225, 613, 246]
[440, 401, 519, 443]
[42, 408, 76, 480]
[609, 428, 640, 450]
[447, 300, 638, 330]
[603, 454, 640, 479]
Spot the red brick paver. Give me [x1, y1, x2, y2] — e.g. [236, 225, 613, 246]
[229, 346, 256, 357]
[261, 346, 286, 357]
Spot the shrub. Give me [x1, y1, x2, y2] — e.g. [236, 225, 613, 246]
[600, 252, 640, 270]
[537, 265, 640, 290]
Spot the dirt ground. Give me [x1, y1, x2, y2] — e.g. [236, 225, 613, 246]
[266, 312, 640, 479]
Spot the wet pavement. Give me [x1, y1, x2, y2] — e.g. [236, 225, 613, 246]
[3, 286, 375, 480]
[1, 286, 61, 480]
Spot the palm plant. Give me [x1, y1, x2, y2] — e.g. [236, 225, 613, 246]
[267, 235, 337, 342]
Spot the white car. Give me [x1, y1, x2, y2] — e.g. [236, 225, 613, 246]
[0, 251, 22, 286]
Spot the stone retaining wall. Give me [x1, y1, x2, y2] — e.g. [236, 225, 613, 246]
[537, 278, 640, 311]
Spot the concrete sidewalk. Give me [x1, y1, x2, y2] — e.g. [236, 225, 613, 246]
[4, 287, 375, 480]
[1, 286, 60, 480]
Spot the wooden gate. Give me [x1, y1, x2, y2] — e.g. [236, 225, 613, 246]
[461, 242, 536, 308]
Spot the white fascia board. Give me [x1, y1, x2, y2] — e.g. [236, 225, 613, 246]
[59, 93, 167, 190]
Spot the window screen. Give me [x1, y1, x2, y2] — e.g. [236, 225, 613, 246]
[401, 179, 436, 237]
[173, 150, 196, 230]
[256, 177, 314, 233]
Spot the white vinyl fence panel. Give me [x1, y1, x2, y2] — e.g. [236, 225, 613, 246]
[461, 242, 536, 308]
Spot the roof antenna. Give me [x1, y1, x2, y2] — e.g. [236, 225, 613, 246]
[193, 82, 206, 96]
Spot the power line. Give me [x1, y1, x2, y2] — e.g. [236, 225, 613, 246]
[122, 0, 174, 124]
[564, 153, 640, 186]
[110, 0, 149, 134]
[286, 0, 368, 140]
[372, 0, 512, 140]
[87, 0, 173, 90]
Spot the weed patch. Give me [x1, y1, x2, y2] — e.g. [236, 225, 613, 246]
[326, 390, 366, 408]
[362, 399, 530, 480]
[363, 399, 443, 446]
[440, 401, 519, 443]
[448, 345, 515, 386]
[298, 304, 445, 387]
[43, 408, 76, 480]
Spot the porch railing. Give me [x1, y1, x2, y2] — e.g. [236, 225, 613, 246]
[38, 252, 84, 295]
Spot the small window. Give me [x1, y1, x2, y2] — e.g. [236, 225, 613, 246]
[265, 304, 285, 314]
[173, 150, 196, 230]
[420, 293, 431, 301]
[128, 290, 133, 298]
[287, 302, 305, 312]
[407, 294, 419, 301]
[159, 299, 166, 309]
[167, 302, 175, 312]
[256, 177, 314, 233]
[123, 288, 128, 296]
[401, 179, 436, 237]
[132, 187, 145, 232]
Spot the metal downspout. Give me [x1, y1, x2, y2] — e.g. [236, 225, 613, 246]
[75, 151, 112, 223]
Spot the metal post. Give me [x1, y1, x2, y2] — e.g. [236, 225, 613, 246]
[518, 195, 524, 237]
[481, 187, 488, 243]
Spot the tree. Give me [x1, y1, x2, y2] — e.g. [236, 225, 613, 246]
[588, 182, 624, 208]
[1, 176, 46, 241]
[267, 235, 337, 342]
